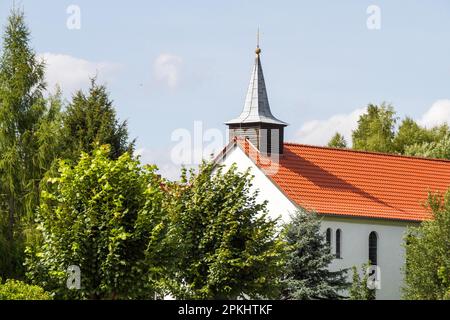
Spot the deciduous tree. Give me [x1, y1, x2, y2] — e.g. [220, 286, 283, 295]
[352, 103, 397, 153]
[393, 117, 434, 154]
[163, 162, 286, 299]
[403, 191, 450, 300]
[26, 146, 166, 299]
[348, 263, 375, 300]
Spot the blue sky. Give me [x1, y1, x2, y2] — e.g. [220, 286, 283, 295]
[1, 0, 450, 178]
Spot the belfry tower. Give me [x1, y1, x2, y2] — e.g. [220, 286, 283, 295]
[226, 36, 287, 154]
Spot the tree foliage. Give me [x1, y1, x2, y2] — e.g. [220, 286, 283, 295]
[403, 192, 450, 300]
[404, 131, 450, 159]
[60, 79, 134, 161]
[348, 263, 376, 300]
[0, 9, 62, 279]
[393, 117, 433, 154]
[280, 209, 348, 300]
[0, 278, 52, 300]
[350, 105, 450, 161]
[26, 145, 166, 299]
[352, 103, 397, 153]
[327, 133, 347, 149]
[162, 162, 286, 299]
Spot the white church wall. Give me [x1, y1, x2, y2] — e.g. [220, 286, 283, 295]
[218, 146, 297, 221]
[217, 146, 417, 300]
[320, 216, 416, 300]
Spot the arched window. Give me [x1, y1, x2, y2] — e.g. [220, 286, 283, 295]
[369, 231, 378, 265]
[335, 229, 342, 258]
[326, 228, 332, 247]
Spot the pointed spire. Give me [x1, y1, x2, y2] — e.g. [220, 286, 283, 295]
[226, 33, 287, 126]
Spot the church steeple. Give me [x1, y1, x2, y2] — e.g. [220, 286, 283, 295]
[226, 36, 287, 154]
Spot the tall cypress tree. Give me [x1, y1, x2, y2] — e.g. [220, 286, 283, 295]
[0, 9, 61, 278]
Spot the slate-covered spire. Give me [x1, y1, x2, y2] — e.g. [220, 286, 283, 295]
[226, 42, 287, 126]
[226, 36, 288, 155]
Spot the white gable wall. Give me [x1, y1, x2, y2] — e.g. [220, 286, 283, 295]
[218, 145, 297, 221]
[218, 145, 416, 300]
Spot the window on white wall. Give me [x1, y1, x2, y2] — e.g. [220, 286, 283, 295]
[369, 231, 378, 265]
[335, 229, 342, 258]
[326, 228, 332, 248]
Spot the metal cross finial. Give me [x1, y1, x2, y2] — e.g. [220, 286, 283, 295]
[257, 27, 260, 48]
[255, 28, 261, 55]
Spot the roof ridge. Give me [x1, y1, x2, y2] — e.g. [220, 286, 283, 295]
[283, 141, 450, 164]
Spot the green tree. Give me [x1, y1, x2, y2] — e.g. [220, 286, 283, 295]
[348, 263, 376, 300]
[0, 9, 62, 279]
[327, 133, 347, 149]
[403, 191, 450, 300]
[0, 278, 52, 300]
[60, 79, 134, 161]
[404, 132, 450, 159]
[393, 117, 433, 154]
[352, 103, 397, 153]
[163, 162, 286, 299]
[280, 209, 348, 300]
[26, 145, 166, 299]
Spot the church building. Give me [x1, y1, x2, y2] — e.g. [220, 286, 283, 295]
[215, 43, 450, 299]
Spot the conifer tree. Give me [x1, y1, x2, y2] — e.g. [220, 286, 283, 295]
[280, 209, 348, 300]
[60, 78, 134, 161]
[0, 9, 61, 278]
[327, 133, 347, 148]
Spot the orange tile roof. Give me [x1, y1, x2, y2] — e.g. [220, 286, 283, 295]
[233, 139, 450, 222]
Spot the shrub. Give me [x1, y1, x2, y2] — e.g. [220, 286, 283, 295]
[0, 278, 52, 300]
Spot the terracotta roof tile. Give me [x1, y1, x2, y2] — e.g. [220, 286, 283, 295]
[236, 139, 450, 222]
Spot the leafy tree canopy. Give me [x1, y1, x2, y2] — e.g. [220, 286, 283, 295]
[0, 278, 52, 300]
[393, 117, 434, 154]
[163, 162, 286, 299]
[26, 145, 166, 299]
[403, 191, 450, 300]
[352, 103, 397, 153]
[348, 263, 376, 300]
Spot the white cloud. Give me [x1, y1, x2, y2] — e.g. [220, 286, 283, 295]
[39, 53, 122, 95]
[294, 99, 450, 147]
[135, 147, 184, 181]
[295, 108, 366, 146]
[418, 99, 450, 128]
[153, 53, 182, 88]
